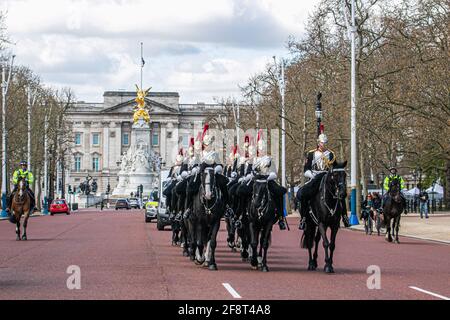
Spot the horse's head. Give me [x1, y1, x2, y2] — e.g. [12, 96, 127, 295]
[17, 177, 26, 197]
[388, 178, 401, 201]
[329, 161, 348, 200]
[201, 167, 216, 201]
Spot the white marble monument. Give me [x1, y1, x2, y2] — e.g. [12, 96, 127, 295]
[112, 87, 160, 197]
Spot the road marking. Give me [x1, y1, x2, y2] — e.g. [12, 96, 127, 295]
[222, 283, 242, 299]
[409, 286, 449, 300]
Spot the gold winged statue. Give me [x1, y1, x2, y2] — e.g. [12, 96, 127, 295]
[133, 84, 151, 124]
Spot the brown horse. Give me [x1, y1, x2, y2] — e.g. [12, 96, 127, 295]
[11, 178, 32, 240]
[382, 179, 404, 243]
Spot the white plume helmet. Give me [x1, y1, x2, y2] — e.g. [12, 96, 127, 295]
[257, 129, 266, 156]
[194, 131, 203, 153]
[248, 136, 256, 158]
[317, 133, 328, 144]
[188, 137, 195, 157]
[175, 148, 184, 164]
[202, 123, 214, 147]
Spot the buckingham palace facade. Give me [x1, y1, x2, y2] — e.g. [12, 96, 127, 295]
[65, 90, 226, 195]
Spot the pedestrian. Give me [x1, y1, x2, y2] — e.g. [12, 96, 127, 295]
[101, 200, 104, 211]
[419, 189, 429, 219]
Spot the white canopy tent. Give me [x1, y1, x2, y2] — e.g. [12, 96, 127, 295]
[426, 184, 443, 194]
[404, 187, 420, 196]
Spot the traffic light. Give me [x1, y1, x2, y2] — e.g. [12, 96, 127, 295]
[68, 185, 72, 194]
[106, 184, 111, 194]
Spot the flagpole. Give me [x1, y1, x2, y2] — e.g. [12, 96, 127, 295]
[140, 42, 144, 89]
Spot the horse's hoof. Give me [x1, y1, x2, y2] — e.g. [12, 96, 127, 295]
[208, 263, 218, 271]
[324, 265, 334, 273]
[262, 266, 269, 272]
[250, 260, 258, 268]
[16, 237, 21, 241]
[241, 251, 249, 259]
[257, 263, 263, 270]
[227, 241, 235, 249]
[22, 235, 27, 241]
[308, 263, 317, 271]
[241, 257, 248, 262]
[190, 255, 195, 261]
[395, 239, 400, 244]
[194, 259, 202, 265]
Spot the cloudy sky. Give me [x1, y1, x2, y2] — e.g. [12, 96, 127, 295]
[3, 0, 319, 103]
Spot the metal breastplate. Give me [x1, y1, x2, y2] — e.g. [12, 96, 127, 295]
[202, 150, 217, 165]
[312, 150, 331, 171]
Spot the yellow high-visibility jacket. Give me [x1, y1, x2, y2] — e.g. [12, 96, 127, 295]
[383, 175, 405, 191]
[12, 169, 34, 185]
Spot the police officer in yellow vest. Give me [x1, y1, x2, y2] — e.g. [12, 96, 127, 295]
[6, 161, 36, 213]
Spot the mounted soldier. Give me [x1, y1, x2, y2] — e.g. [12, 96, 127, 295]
[296, 133, 350, 230]
[183, 134, 203, 219]
[383, 167, 407, 214]
[6, 161, 36, 214]
[253, 129, 287, 230]
[200, 124, 229, 206]
[163, 148, 184, 218]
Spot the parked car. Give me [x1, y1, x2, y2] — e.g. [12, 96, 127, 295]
[157, 170, 171, 230]
[50, 199, 70, 215]
[128, 197, 141, 209]
[115, 199, 131, 210]
[145, 205, 158, 223]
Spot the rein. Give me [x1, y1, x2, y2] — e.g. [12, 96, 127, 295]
[320, 169, 345, 217]
[201, 169, 220, 215]
[253, 178, 271, 219]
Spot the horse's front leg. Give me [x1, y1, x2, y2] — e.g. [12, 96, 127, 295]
[260, 223, 273, 272]
[394, 215, 401, 244]
[327, 224, 339, 273]
[194, 220, 205, 265]
[317, 223, 332, 273]
[249, 222, 259, 269]
[22, 214, 29, 240]
[385, 217, 392, 242]
[16, 220, 21, 241]
[312, 227, 321, 269]
[208, 218, 221, 271]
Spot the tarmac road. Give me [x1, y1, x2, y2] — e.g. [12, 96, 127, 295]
[0, 210, 449, 300]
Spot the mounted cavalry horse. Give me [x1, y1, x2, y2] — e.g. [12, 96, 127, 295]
[10, 177, 33, 240]
[248, 172, 285, 272]
[190, 164, 226, 270]
[301, 161, 348, 273]
[382, 179, 404, 243]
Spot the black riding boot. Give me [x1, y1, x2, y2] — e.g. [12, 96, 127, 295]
[6, 188, 16, 213]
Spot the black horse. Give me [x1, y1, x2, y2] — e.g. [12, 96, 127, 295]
[382, 179, 404, 243]
[190, 166, 225, 270]
[234, 178, 253, 262]
[225, 176, 240, 251]
[248, 174, 284, 272]
[301, 161, 347, 273]
[174, 176, 190, 256]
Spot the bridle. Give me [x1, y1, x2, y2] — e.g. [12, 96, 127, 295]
[253, 178, 271, 219]
[320, 168, 346, 217]
[201, 167, 220, 215]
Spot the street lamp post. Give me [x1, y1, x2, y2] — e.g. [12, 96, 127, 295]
[349, 0, 359, 225]
[1, 55, 15, 218]
[274, 56, 287, 217]
[42, 103, 49, 215]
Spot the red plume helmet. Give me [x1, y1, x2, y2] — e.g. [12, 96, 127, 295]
[202, 123, 209, 141]
[189, 137, 195, 147]
[320, 123, 324, 134]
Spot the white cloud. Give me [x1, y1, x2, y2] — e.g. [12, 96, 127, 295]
[3, 0, 320, 103]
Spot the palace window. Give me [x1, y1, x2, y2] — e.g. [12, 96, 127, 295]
[122, 133, 129, 146]
[75, 133, 82, 146]
[74, 156, 81, 172]
[152, 132, 159, 146]
[92, 133, 100, 146]
[92, 156, 100, 172]
[182, 134, 189, 148]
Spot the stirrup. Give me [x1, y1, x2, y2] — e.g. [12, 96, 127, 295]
[278, 219, 286, 230]
[299, 217, 306, 230]
[224, 206, 234, 218]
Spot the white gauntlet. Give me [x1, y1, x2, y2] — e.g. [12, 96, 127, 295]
[304, 170, 315, 179]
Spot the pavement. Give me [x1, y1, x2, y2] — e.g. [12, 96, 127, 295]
[0, 209, 449, 300]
